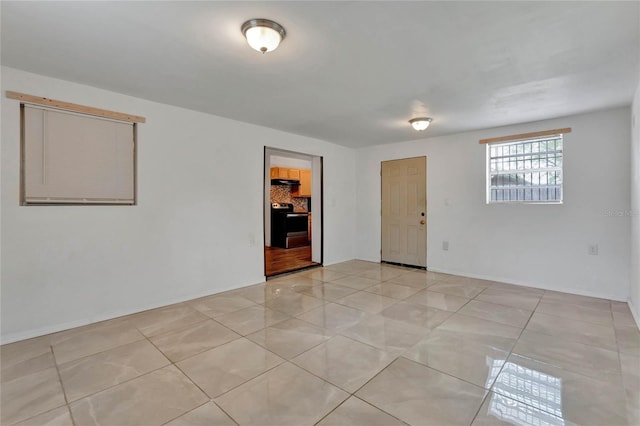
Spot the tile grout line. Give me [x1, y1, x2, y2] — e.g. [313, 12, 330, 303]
[175, 312, 335, 403]
[66, 404, 76, 426]
[159, 295, 348, 409]
[459, 284, 544, 425]
[399, 355, 496, 392]
[350, 395, 411, 426]
[54, 338, 148, 368]
[533, 305, 617, 326]
[352, 353, 491, 423]
[6, 326, 161, 424]
[312, 391, 411, 426]
[157, 400, 211, 426]
[518, 296, 620, 356]
[395, 355, 507, 425]
[471, 295, 540, 312]
[333, 325, 417, 355]
[288, 335, 398, 394]
[58, 314, 243, 424]
[49, 346, 70, 405]
[453, 310, 532, 330]
[204, 358, 286, 401]
[468, 392, 493, 426]
[209, 400, 240, 426]
[4, 264, 634, 426]
[204, 311, 402, 423]
[9, 405, 76, 426]
[310, 362, 405, 425]
[245, 325, 334, 363]
[472, 289, 622, 425]
[14, 345, 76, 426]
[468, 292, 537, 424]
[141, 325, 244, 425]
[46, 319, 145, 355]
[516, 324, 620, 353]
[63, 353, 171, 408]
[609, 299, 630, 419]
[327, 266, 632, 424]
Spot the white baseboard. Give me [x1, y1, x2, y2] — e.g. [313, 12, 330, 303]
[357, 257, 627, 301]
[1, 277, 265, 345]
[628, 299, 640, 330]
[322, 257, 361, 267]
[425, 266, 627, 302]
[8, 258, 628, 344]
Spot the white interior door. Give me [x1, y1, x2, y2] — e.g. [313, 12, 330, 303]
[381, 157, 427, 267]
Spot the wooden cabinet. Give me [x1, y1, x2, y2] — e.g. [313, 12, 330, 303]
[270, 167, 302, 180]
[288, 169, 300, 180]
[270, 167, 312, 197]
[270, 167, 290, 179]
[308, 213, 312, 242]
[292, 169, 312, 197]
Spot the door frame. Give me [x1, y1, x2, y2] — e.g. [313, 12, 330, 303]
[263, 147, 323, 277]
[380, 155, 427, 269]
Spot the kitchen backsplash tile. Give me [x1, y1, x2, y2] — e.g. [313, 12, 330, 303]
[271, 186, 308, 211]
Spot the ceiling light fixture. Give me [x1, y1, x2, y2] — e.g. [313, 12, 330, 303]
[409, 117, 432, 131]
[241, 19, 286, 54]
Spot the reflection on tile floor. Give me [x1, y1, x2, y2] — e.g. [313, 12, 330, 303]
[1, 260, 639, 425]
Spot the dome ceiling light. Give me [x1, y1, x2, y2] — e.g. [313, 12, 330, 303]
[409, 117, 433, 131]
[241, 19, 286, 54]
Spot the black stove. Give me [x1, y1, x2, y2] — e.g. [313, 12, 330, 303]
[271, 203, 309, 248]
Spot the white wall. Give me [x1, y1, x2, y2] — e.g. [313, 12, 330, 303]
[356, 108, 632, 301]
[631, 75, 640, 324]
[0, 67, 356, 343]
[270, 155, 312, 170]
[1, 65, 633, 342]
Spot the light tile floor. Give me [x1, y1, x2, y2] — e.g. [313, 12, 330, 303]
[1, 260, 639, 426]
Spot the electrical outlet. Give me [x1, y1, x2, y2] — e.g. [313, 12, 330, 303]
[588, 244, 598, 255]
[442, 241, 449, 251]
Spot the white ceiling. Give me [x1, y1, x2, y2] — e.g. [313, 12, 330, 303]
[2, 1, 638, 148]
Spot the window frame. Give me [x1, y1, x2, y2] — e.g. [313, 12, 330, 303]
[486, 134, 564, 205]
[7, 91, 144, 207]
[20, 104, 138, 206]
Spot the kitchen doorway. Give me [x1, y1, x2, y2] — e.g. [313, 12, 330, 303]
[264, 147, 323, 277]
[381, 156, 427, 268]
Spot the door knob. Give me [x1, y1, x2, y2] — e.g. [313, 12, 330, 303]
[420, 220, 425, 225]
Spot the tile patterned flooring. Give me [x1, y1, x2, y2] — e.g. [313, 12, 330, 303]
[1, 260, 639, 426]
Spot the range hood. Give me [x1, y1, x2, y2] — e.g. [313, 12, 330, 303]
[271, 178, 300, 186]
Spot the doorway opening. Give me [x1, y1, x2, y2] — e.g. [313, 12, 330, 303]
[264, 147, 323, 277]
[381, 156, 427, 269]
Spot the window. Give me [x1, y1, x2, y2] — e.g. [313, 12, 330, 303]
[21, 105, 137, 205]
[9, 91, 144, 205]
[487, 134, 563, 204]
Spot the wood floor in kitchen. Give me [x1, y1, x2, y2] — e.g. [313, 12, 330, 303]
[265, 245, 319, 276]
